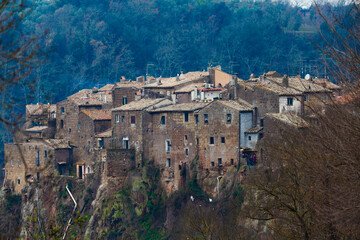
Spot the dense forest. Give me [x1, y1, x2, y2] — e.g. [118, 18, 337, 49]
[0, 0, 343, 168]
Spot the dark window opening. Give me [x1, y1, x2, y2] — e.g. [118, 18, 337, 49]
[221, 137, 225, 143]
[161, 116, 165, 125]
[185, 148, 189, 156]
[287, 97, 293, 106]
[179, 165, 182, 170]
[248, 136, 252, 141]
[44, 150, 47, 158]
[166, 158, 171, 167]
[61, 107, 64, 114]
[227, 114, 232, 123]
[166, 140, 171, 152]
[211, 162, 215, 167]
[122, 97, 128, 105]
[204, 114, 208, 124]
[195, 114, 199, 124]
[122, 115, 125, 122]
[210, 137, 214, 144]
[260, 119, 264, 127]
[196, 137, 199, 145]
[218, 158, 222, 165]
[115, 114, 119, 123]
[131, 116, 136, 124]
[185, 135, 188, 140]
[36, 151, 40, 167]
[69, 128, 71, 133]
[17, 178, 20, 185]
[231, 159, 234, 165]
[184, 112, 189, 122]
[61, 120, 64, 129]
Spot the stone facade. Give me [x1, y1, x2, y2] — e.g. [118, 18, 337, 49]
[112, 82, 143, 108]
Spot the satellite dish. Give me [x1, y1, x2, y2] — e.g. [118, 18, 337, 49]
[305, 74, 311, 80]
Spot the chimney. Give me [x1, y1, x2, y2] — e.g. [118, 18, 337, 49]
[282, 75, 289, 88]
[157, 80, 162, 85]
[136, 76, 144, 83]
[233, 73, 238, 100]
[92, 87, 98, 93]
[176, 74, 180, 81]
[250, 73, 255, 79]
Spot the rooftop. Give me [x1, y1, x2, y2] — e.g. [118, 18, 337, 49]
[112, 98, 171, 111]
[81, 109, 111, 120]
[144, 71, 209, 88]
[245, 126, 263, 134]
[26, 103, 56, 116]
[247, 79, 303, 96]
[113, 81, 144, 89]
[267, 76, 329, 93]
[312, 78, 341, 90]
[99, 84, 115, 91]
[266, 113, 308, 128]
[67, 88, 112, 106]
[95, 129, 112, 138]
[217, 100, 253, 111]
[25, 126, 49, 132]
[148, 102, 209, 112]
[174, 83, 204, 93]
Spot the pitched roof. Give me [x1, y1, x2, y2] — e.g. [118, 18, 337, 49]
[217, 100, 253, 111]
[266, 113, 308, 128]
[112, 98, 171, 111]
[198, 87, 222, 92]
[67, 88, 112, 106]
[81, 110, 111, 120]
[144, 71, 209, 88]
[95, 129, 112, 138]
[268, 76, 329, 93]
[245, 126, 263, 133]
[248, 80, 303, 96]
[99, 84, 115, 91]
[26, 103, 56, 116]
[44, 139, 72, 149]
[25, 126, 49, 132]
[113, 81, 144, 89]
[148, 102, 209, 112]
[174, 83, 204, 93]
[312, 78, 341, 90]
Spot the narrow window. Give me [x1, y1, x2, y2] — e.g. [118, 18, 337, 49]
[204, 114, 208, 124]
[196, 137, 199, 145]
[69, 128, 71, 133]
[161, 116, 166, 125]
[304, 95, 308, 102]
[11, 159, 14, 168]
[260, 119, 264, 127]
[18, 159, 21, 168]
[211, 162, 215, 167]
[17, 178, 20, 185]
[78, 123, 81, 130]
[121, 116, 125, 122]
[184, 135, 188, 140]
[231, 159, 234, 165]
[37, 172, 40, 180]
[287, 97, 293, 106]
[131, 116, 136, 124]
[122, 97, 128, 105]
[195, 114, 199, 124]
[115, 114, 119, 123]
[184, 112, 189, 122]
[166, 140, 171, 152]
[227, 114, 232, 123]
[36, 151, 40, 167]
[218, 158, 222, 165]
[87, 167, 91, 173]
[61, 107, 65, 114]
[167, 91, 171, 96]
[210, 137, 214, 144]
[166, 158, 171, 167]
[248, 136, 252, 141]
[221, 137, 225, 143]
[88, 141, 91, 152]
[61, 120, 64, 129]
[44, 150, 47, 158]
[185, 148, 189, 156]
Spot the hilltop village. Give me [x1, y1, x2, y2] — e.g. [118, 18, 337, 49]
[3, 66, 342, 196]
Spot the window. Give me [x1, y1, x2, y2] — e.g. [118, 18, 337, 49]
[166, 158, 171, 167]
[260, 119, 264, 127]
[196, 137, 199, 145]
[227, 114, 232, 123]
[304, 95, 308, 102]
[218, 158, 222, 165]
[166, 140, 171, 152]
[287, 97, 293, 106]
[121, 116, 125, 122]
[210, 137, 214, 144]
[61, 120, 64, 129]
[231, 159, 234, 165]
[87, 167, 91, 173]
[184, 135, 188, 140]
[17, 178, 20, 185]
[131, 116, 136, 124]
[37, 172, 40, 180]
[248, 136, 252, 141]
[36, 151, 40, 167]
[161, 116, 166, 125]
[44, 150, 47, 158]
[88, 141, 91, 152]
[78, 123, 81, 130]
[61, 107, 65, 114]
[69, 128, 71, 133]
[18, 159, 21, 167]
[184, 112, 189, 122]
[122, 97, 128, 105]
[204, 114, 208, 124]
[221, 137, 225, 143]
[195, 114, 199, 124]
[185, 148, 189, 156]
[211, 161, 215, 167]
[115, 114, 119, 123]
[167, 91, 171, 96]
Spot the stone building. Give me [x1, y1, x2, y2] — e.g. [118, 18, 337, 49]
[196, 100, 254, 173]
[56, 85, 113, 151]
[4, 139, 72, 193]
[76, 109, 112, 179]
[112, 81, 144, 108]
[174, 83, 223, 103]
[147, 102, 209, 193]
[209, 66, 234, 88]
[112, 98, 172, 165]
[26, 103, 56, 126]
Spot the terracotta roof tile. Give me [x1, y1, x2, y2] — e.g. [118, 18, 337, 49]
[81, 110, 111, 120]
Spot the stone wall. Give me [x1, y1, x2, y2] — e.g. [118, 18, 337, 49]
[112, 87, 139, 108]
